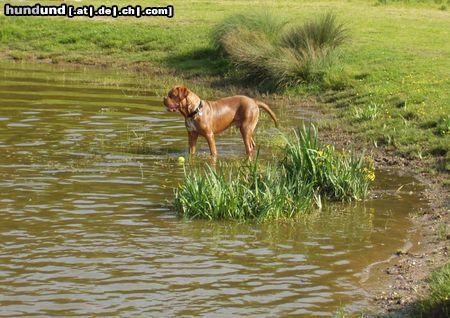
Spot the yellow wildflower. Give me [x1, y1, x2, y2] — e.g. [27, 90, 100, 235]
[362, 167, 375, 181]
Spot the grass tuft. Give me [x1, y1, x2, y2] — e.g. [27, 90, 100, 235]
[352, 102, 381, 122]
[211, 10, 285, 53]
[280, 13, 348, 52]
[281, 125, 371, 201]
[174, 125, 373, 221]
[220, 27, 277, 84]
[213, 12, 349, 89]
[174, 160, 313, 221]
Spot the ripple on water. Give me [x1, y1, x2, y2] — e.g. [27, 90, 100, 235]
[7, 123, 33, 127]
[15, 141, 47, 147]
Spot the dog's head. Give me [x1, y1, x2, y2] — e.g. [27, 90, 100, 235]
[163, 85, 190, 113]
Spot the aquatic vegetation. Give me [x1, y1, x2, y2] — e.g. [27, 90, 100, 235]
[281, 125, 371, 201]
[174, 125, 373, 221]
[174, 160, 314, 221]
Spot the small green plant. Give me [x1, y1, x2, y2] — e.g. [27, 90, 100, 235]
[418, 263, 450, 318]
[436, 115, 450, 136]
[352, 102, 380, 122]
[437, 221, 448, 241]
[334, 306, 348, 318]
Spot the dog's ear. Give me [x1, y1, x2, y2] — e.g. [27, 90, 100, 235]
[177, 86, 189, 100]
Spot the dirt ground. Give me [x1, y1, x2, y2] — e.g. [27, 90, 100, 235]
[365, 169, 449, 317]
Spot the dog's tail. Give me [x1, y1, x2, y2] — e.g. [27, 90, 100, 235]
[256, 100, 278, 128]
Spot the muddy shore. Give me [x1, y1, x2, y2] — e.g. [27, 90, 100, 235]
[260, 96, 449, 315]
[318, 104, 449, 317]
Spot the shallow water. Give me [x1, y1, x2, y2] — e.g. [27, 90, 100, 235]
[0, 62, 428, 317]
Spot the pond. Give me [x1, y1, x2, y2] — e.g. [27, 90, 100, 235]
[0, 62, 427, 317]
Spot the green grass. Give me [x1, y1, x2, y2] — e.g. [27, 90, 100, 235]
[174, 125, 373, 221]
[417, 262, 450, 318]
[211, 10, 285, 52]
[281, 126, 372, 201]
[174, 160, 315, 221]
[0, 0, 448, 169]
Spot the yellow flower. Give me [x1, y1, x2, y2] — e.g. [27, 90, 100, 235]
[362, 167, 375, 181]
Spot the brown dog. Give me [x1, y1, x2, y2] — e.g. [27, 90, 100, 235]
[163, 85, 278, 157]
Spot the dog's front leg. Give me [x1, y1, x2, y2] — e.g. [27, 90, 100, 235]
[205, 132, 217, 157]
[188, 131, 198, 155]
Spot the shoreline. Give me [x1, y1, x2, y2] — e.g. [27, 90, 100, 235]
[319, 107, 449, 315]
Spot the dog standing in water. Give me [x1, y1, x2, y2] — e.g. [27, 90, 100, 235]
[163, 85, 278, 157]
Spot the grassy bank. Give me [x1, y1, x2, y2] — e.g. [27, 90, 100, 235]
[174, 126, 373, 221]
[1, 0, 448, 174]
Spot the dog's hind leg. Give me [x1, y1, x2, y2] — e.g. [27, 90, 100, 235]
[240, 126, 256, 156]
[205, 132, 217, 157]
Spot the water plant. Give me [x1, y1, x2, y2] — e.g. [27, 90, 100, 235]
[173, 160, 313, 221]
[281, 125, 371, 201]
[174, 125, 373, 221]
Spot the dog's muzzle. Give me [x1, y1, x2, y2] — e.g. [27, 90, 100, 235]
[164, 96, 178, 112]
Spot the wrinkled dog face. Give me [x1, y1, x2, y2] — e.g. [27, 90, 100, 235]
[163, 86, 189, 113]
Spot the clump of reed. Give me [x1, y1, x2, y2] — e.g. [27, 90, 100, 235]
[281, 125, 372, 202]
[211, 12, 348, 89]
[173, 160, 313, 221]
[174, 125, 374, 221]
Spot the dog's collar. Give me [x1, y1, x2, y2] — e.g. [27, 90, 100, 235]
[187, 100, 203, 118]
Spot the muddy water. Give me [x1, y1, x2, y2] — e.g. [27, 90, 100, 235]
[0, 62, 427, 317]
